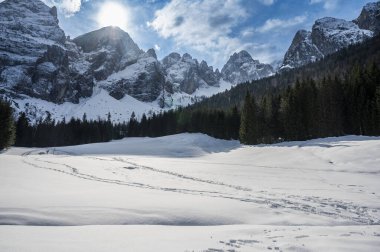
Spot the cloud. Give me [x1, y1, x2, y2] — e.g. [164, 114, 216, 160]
[154, 44, 161, 51]
[148, 0, 251, 66]
[240, 27, 255, 38]
[309, 0, 339, 10]
[42, 0, 87, 16]
[0, 0, 86, 16]
[257, 15, 307, 33]
[258, 0, 275, 6]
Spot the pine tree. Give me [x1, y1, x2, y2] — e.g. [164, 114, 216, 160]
[376, 86, 380, 134]
[0, 99, 16, 150]
[15, 112, 31, 147]
[239, 92, 258, 144]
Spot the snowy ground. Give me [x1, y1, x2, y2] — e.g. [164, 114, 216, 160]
[10, 80, 235, 124]
[0, 133, 379, 251]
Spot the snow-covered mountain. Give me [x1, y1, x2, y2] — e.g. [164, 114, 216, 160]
[161, 52, 221, 94]
[354, 2, 380, 35]
[221, 50, 274, 85]
[2, 0, 377, 122]
[281, 2, 379, 70]
[0, 0, 276, 122]
[0, 0, 94, 104]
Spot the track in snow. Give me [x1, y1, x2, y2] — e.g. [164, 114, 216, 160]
[20, 149, 380, 226]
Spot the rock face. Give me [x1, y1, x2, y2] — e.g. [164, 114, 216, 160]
[98, 50, 166, 102]
[73, 26, 143, 81]
[0, 0, 276, 108]
[72, 26, 167, 102]
[0, 0, 93, 103]
[354, 2, 380, 35]
[281, 2, 379, 70]
[311, 17, 372, 56]
[282, 30, 323, 69]
[161, 53, 221, 94]
[221, 50, 274, 85]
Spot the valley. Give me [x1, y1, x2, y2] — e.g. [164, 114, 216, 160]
[0, 134, 379, 251]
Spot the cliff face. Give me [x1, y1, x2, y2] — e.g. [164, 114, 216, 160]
[221, 50, 274, 85]
[0, 0, 93, 103]
[354, 2, 380, 35]
[281, 2, 379, 70]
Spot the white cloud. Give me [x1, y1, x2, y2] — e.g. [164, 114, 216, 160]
[309, 0, 339, 10]
[149, 0, 251, 66]
[257, 15, 307, 33]
[240, 27, 255, 38]
[258, 0, 275, 6]
[0, 0, 86, 16]
[154, 44, 161, 51]
[43, 0, 87, 16]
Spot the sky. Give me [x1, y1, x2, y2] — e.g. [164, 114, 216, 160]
[27, 0, 376, 69]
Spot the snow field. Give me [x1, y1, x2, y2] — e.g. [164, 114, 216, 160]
[0, 133, 379, 251]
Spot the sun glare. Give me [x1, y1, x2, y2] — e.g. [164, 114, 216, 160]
[97, 2, 129, 30]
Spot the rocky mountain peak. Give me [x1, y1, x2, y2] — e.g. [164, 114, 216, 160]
[281, 30, 323, 69]
[281, 8, 376, 70]
[72, 26, 144, 81]
[161, 52, 221, 94]
[145, 48, 157, 59]
[229, 50, 254, 64]
[182, 53, 193, 61]
[0, 0, 65, 47]
[311, 17, 372, 55]
[73, 26, 142, 57]
[161, 52, 181, 67]
[354, 1, 380, 35]
[221, 50, 274, 85]
[0, 0, 94, 104]
[49, 5, 58, 19]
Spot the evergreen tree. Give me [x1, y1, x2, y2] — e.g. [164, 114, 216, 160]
[15, 112, 31, 147]
[239, 92, 258, 144]
[0, 99, 16, 150]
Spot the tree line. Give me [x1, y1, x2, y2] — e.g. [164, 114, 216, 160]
[0, 106, 129, 149]
[1, 36, 379, 149]
[1, 62, 379, 149]
[129, 63, 380, 144]
[240, 64, 380, 144]
[193, 35, 380, 111]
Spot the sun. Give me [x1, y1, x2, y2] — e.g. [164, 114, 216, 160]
[96, 2, 129, 30]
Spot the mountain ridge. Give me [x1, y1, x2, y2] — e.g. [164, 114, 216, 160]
[0, 0, 379, 122]
[281, 2, 379, 70]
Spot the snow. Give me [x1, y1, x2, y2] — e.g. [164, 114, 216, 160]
[11, 78, 235, 122]
[99, 56, 156, 87]
[162, 80, 234, 107]
[314, 17, 373, 44]
[0, 133, 379, 251]
[12, 88, 162, 123]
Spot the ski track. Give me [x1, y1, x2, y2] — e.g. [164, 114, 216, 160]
[18, 149, 380, 226]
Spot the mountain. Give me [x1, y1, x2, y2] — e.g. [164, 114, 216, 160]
[161, 52, 221, 94]
[354, 2, 380, 35]
[73, 27, 166, 102]
[0, 0, 93, 104]
[221, 50, 274, 84]
[282, 30, 324, 69]
[73, 26, 143, 81]
[281, 2, 379, 70]
[192, 34, 380, 111]
[0, 0, 275, 122]
[2, 0, 376, 123]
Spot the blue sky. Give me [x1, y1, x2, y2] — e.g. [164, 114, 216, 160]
[43, 0, 374, 69]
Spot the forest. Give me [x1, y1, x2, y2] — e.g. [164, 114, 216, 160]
[0, 36, 379, 148]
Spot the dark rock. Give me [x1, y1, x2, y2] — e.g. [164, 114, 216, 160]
[221, 50, 274, 84]
[354, 2, 380, 35]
